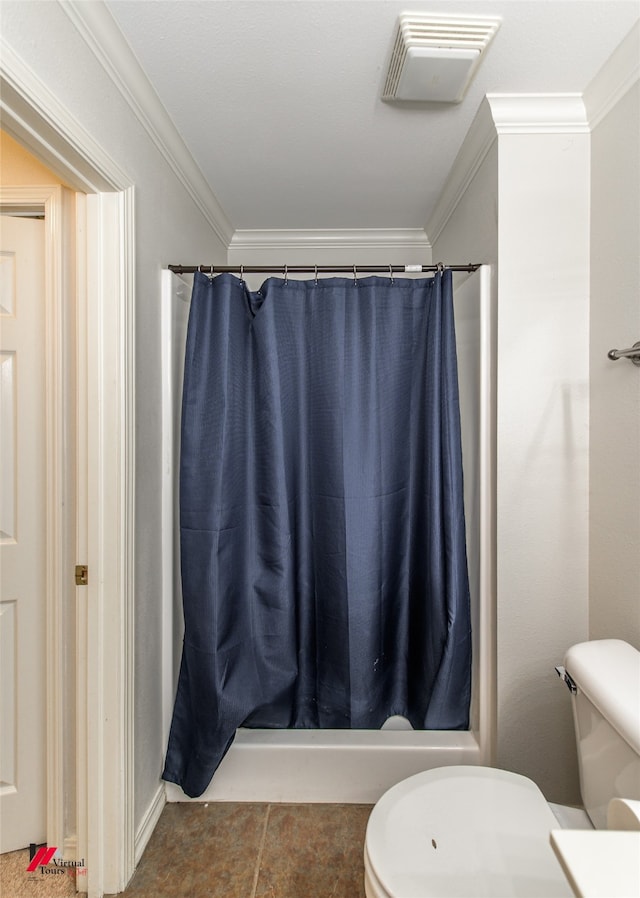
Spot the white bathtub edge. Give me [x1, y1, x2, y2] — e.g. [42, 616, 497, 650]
[165, 729, 482, 804]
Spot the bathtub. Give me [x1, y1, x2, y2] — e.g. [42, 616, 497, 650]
[164, 727, 484, 804]
[161, 266, 495, 804]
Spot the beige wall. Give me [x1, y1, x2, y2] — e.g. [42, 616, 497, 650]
[1, 129, 68, 186]
[589, 78, 640, 646]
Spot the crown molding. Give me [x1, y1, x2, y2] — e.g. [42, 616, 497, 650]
[59, 0, 234, 246]
[426, 93, 590, 245]
[426, 98, 497, 246]
[0, 36, 129, 192]
[230, 228, 431, 252]
[583, 19, 640, 129]
[485, 93, 589, 134]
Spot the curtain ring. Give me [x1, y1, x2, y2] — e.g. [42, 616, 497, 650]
[314, 265, 318, 286]
[239, 265, 244, 284]
[437, 261, 444, 275]
[284, 264, 288, 286]
[389, 264, 394, 285]
[353, 265, 358, 287]
[208, 263, 215, 280]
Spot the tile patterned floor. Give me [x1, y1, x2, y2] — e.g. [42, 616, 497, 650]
[115, 802, 372, 898]
[1, 802, 371, 897]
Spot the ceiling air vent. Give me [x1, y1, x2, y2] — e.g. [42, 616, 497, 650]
[383, 13, 501, 104]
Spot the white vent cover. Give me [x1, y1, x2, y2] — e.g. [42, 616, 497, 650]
[383, 13, 501, 103]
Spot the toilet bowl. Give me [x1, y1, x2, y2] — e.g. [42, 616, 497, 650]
[364, 639, 640, 898]
[364, 766, 575, 898]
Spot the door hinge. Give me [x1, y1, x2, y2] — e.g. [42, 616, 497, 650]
[75, 564, 88, 586]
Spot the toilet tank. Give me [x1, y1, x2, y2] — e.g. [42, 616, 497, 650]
[564, 639, 640, 830]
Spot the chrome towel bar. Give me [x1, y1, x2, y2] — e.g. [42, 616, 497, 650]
[607, 341, 640, 367]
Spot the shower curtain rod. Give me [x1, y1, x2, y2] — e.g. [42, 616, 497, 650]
[168, 263, 481, 276]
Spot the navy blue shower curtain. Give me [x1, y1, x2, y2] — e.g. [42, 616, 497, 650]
[162, 270, 471, 798]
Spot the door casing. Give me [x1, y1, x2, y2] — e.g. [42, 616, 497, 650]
[1, 39, 136, 898]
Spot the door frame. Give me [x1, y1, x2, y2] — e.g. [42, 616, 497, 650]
[1, 38, 136, 898]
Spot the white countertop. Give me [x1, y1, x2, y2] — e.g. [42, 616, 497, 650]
[551, 829, 640, 898]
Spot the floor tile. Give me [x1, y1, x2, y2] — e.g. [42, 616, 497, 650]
[254, 803, 372, 898]
[118, 802, 267, 897]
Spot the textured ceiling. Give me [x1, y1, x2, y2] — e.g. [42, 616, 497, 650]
[106, 0, 639, 234]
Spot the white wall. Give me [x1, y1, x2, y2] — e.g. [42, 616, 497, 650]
[587, 32, 640, 646]
[432, 97, 591, 805]
[0, 1, 227, 833]
[496, 126, 590, 805]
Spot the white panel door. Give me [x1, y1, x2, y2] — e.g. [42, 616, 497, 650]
[0, 214, 47, 852]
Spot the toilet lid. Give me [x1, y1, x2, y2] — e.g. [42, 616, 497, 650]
[365, 766, 573, 898]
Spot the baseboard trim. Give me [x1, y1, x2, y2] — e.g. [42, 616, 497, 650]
[134, 784, 167, 866]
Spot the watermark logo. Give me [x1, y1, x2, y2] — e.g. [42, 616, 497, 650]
[27, 844, 57, 871]
[26, 843, 87, 879]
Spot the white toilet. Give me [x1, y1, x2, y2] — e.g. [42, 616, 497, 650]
[364, 639, 640, 897]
